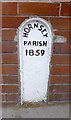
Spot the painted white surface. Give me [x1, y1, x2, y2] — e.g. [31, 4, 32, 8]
[19, 18, 53, 104]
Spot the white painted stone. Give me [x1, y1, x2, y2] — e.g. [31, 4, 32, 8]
[19, 17, 54, 105]
[54, 35, 67, 43]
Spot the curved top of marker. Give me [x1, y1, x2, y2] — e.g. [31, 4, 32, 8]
[19, 17, 54, 37]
